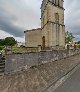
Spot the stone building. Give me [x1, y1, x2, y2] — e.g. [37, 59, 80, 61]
[24, 0, 65, 49]
[25, 28, 42, 47]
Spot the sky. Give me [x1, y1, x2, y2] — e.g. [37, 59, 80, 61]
[0, 0, 80, 42]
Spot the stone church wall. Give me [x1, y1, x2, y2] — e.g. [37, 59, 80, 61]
[25, 28, 42, 47]
[5, 50, 69, 74]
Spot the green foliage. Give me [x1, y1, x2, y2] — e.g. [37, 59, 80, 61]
[77, 44, 80, 48]
[0, 37, 17, 54]
[0, 39, 5, 46]
[4, 37, 17, 46]
[0, 37, 17, 46]
[12, 47, 27, 53]
[65, 31, 75, 43]
[0, 46, 4, 50]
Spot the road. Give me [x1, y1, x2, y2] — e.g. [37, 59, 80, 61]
[53, 67, 80, 92]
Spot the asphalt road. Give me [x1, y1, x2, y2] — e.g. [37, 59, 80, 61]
[53, 67, 80, 92]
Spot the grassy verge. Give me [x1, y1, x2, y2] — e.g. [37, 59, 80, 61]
[12, 47, 27, 53]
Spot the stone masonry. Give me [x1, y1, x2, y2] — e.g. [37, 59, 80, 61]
[5, 50, 69, 74]
[0, 54, 80, 92]
[24, 0, 65, 49]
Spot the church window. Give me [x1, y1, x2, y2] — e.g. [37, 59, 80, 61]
[47, 7, 49, 21]
[55, 0, 57, 5]
[55, 13, 59, 24]
[58, 0, 59, 6]
[56, 24, 59, 45]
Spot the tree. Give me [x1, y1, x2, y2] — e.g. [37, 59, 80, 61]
[65, 31, 75, 43]
[0, 37, 17, 54]
[0, 39, 5, 46]
[0, 39, 5, 50]
[77, 41, 80, 44]
[4, 37, 17, 54]
[4, 37, 17, 46]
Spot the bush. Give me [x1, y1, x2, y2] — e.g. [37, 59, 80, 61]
[0, 46, 4, 50]
[77, 44, 80, 48]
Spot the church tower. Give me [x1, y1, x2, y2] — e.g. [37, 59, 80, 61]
[41, 0, 65, 49]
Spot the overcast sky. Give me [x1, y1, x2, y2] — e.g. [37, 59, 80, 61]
[0, 0, 80, 42]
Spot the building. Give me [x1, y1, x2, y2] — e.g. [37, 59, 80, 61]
[24, 0, 65, 49]
[24, 28, 42, 47]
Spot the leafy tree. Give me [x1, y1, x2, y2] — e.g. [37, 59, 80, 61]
[4, 37, 17, 54]
[4, 37, 17, 46]
[0, 37, 17, 54]
[0, 39, 5, 51]
[0, 39, 5, 46]
[0, 46, 4, 50]
[0, 46, 3, 50]
[65, 31, 75, 43]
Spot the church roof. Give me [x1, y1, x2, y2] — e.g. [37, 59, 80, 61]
[24, 28, 41, 33]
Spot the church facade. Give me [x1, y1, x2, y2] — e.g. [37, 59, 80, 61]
[24, 0, 65, 49]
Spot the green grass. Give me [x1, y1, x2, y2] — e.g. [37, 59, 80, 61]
[12, 47, 27, 53]
[0, 46, 38, 54]
[0, 46, 5, 50]
[13, 47, 38, 53]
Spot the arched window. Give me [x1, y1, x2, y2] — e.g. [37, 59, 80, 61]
[55, 13, 59, 24]
[55, 13, 59, 45]
[47, 7, 49, 21]
[58, 0, 60, 6]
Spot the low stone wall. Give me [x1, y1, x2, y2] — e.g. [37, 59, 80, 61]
[5, 50, 69, 74]
[1, 54, 80, 92]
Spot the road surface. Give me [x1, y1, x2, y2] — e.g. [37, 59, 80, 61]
[54, 67, 80, 92]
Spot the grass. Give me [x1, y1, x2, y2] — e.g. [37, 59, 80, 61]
[0, 46, 38, 54]
[12, 47, 27, 53]
[12, 47, 38, 53]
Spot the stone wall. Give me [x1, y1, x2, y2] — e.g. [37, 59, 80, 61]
[25, 28, 42, 47]
[5, 50, 69, 74]
[41, 1, 65, 47]
[1, 53, 80, 92]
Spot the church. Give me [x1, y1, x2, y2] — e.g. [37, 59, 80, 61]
[24, 0, 65, 49]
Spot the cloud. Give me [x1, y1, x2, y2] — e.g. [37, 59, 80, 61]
[0, 16, 24, 37]
[0, 30, 24, 42]
[0, 0, 80, 41]
[64, 0, 80, 37]
[0, 0, 41, 38]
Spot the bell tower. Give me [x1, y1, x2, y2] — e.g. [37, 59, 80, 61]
[41, 0, 65, 49]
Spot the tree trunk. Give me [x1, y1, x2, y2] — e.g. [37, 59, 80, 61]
[11, 46, 13, 54]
